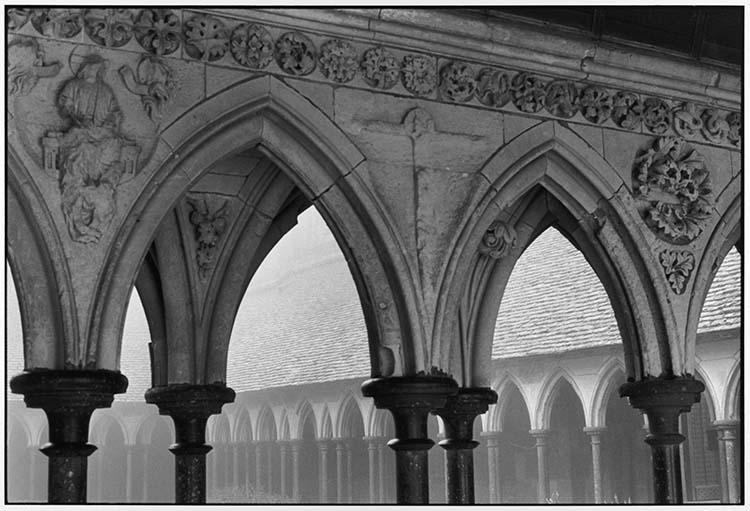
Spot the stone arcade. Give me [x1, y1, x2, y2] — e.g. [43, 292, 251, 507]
[6, 7, 742, 505]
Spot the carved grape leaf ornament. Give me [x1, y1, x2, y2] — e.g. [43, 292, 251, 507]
[659, 249, 695, 294]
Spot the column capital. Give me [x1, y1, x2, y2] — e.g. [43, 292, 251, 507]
[583, 426, 607, 436]
[435, 387, 497, 449]
[713, 418, 740, 430]
[620, 377, 703, 445]
[529, 428, 550, 439]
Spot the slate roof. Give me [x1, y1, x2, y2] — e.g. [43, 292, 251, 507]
[6, 210, 741, 400]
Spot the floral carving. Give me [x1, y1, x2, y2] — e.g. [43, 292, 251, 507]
[274, 32, 316, 76]
[439, 61, 476, 102]
[119, 56, 174, 122]
[700, 109, 730, 145]
[510, 72, 546, 113]
[475, 68, 511, 108]
[187, 196, 230, 281]
[230, 23, 273, 69]
[134, 9, 181, 56]
[633, 137, 712, 244]
[545, 80, 578, 118]
[643, 97, 671, 134]
[31, 9, 83, 39]
[479, 221, 517, 259]
[360, 46, 399, 89]
[726, 112, 741, 147]
[8, 37, 61, 96]
[672, 103, 703, 138]
[84, 9, 133, 47]
[611, 91, 643, 130]
[184, 14, 229, 62]
[401, 54, 436, 96]
[659, 249, 695, 294]
[8, 9, 31, 31]
[43, 55, 140, 243]
[319, 39, 357, 83]
[579, 86, 612, 124]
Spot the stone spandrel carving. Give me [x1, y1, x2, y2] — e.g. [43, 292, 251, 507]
[84, 9, 134, 48]
[134, 8, 182, 56]
[726, 112, 741, 147]
[184, 14, 229, 62]
[8, 8, 31, 30]
[439, 61, 476, 103]
[401, 54, 436, 96]
[360, 46, 399, 90]
[43, 54, 141, 244]
[319, 39, 358, 83]
[479, 220, 517, 259]
[611, 91, 643, 130]
[545, 80, 578, 118]
[8, 37, 62, 96]
[230, 23, 273, 69]
[659, 249, 695, 294]
[510, 72, 546, 113]
[633, 137, 712, 244]
[643, 97, 671, 135]
[579, 86, 612, 124]
[31, 9, 83, 39]
[187, 197, 230, 281]
[275, 32, 317, 76]
[119, 56, 174, 122]
[475, 68, 511, 108]
[673, 103, 703, 138]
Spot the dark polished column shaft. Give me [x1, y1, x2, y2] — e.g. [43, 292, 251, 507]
[620, 377, 703, 504]
[145, 383, 235, 504]
[10, 370, 128, 504]
[434, 387, 497, 504]
[362, 375, 458, 504]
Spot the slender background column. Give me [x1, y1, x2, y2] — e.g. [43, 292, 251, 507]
[291, 441, 301, 502]
[714, 419, 740, 503]
[367, 438, 378, 502]
[318, 441, 329, 503]
[335, 440, 345, 503]
[584, 426, 606, 504]
[484, 433, 501, 503]
[529, 429, 550, 503]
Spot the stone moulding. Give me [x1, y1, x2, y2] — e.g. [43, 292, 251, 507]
[633, 137, 712, 244]
[10, 9, 740, 149]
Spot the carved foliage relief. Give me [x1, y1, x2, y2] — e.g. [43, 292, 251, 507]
[184, 14, 229, 62]
[319, 39, 358, 83]
[187, 196, 231, 281]
[659, 249, 695, 294]
[275, 32, 316, 76]
[479, 221, 517, 259]
[633, 137, 712, 244]
[43, 55, 141, 243]
[134, 9, 182, 56]
[231, 23, 273, 69]
[360, 46, 399, 89]
[84, 9, 134, 48]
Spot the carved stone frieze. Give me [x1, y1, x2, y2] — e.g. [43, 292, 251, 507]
[510, 72, 546, 113]
[479, 221, 517, 259]
[672, 103, 703, 138]
[230, 23, 273, 69]
[7, 11, 740, 149]
[658, 249, 695, 294]
[360, 46, 399, 89]
[134, 9, 182, 56]
[700, 109, 730, 145]
[186, 196, 231, 281]
[475, 68, 511, 108]
[319, 39, 358, 83]
[84, 9, 134, 48]
[8, 37, 62, 96]
[31, 9, 83, 39]
[401, 54, 436, 96]
[633, 137, 712, 244]
[611, 91, 643, 130]
[119, 56, 175, 122]
[274, 32, 316, 76]
[545, 80, 579, 118]
[579, 86, 612, 124]
[643, 97, 671, 134]
[184, 14, 229, 62]
[7, 8, 31, 30]
[439, 61, 476, 103]
[43, 54, 141, 244]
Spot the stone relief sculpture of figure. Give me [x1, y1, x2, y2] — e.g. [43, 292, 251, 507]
[44, 54, 140, 243]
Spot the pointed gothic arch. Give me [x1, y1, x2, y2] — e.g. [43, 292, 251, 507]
[590, 358, 627, 428]
[490, 373, 532, 432]
[535, 368, 587, 430]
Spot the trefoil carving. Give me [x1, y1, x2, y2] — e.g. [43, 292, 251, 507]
[659, 249, 695, 294]
[187, 196, 231, 281]
[119, 56, 175, 122]
[633, 137, 712, 244]
[43, 54, 141, 244]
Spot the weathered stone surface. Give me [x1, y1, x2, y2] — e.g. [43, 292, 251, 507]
[567, 122, 604, 156]
[730, 150, 741, 178]
[283, 78, 334, 119]
[601, 128, 653, 192]
[503, 114, 540, 144]
[205, 65, 258, 97]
